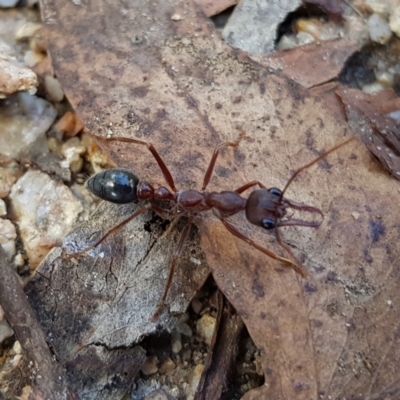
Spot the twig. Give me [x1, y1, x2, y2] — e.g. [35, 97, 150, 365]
[194, 291, 245, 400]
[0, 245, 80, 399]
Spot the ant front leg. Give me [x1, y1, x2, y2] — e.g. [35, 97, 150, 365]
[96, 136, 177, 192]
[217, 214, 307, 277]
[65, 204, 172, 259]
[201, 131, 245, 191]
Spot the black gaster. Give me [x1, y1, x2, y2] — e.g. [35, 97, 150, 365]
[86, 168, 139, 203]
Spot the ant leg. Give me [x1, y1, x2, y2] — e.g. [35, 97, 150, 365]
[151, 219, 193, 321]
[234, 180, 266, 194]
[65, 203, 172, 258]
[274, 228, 309, 277]
[217, 215, 307, 277]
[201, 131, 245, 191]
[96, 136, 177, 192]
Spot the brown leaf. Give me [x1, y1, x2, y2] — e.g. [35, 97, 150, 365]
[193, 0, 238, 17]
[337, 88, 400, 180]
[264, 39, 360, 88]
[37, 0, 400, 399]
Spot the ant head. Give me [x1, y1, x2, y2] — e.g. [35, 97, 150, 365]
[245, 188, 285, 230]
[86, 168, 140, 204]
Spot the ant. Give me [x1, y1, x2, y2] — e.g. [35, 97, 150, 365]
[72, 133, 354, 321]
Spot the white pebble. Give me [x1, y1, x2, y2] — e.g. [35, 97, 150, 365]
[171, 329, 182, 353]
[0, 0, 19, 8]
[276, 34, 297, 50]
[9, 170, 83, 268]
[44, 75, 64, 103]
[144, 390, 168, 400]
[368, 14, 392, 44]
[389, 5, 400, 37]
[196, 313, 216, 345]
[376, 71, 394, 87]
[0, 219, 17, 259]
[296, 31, 315, 46]
[366, 0, 390, 15]
[362, 82, 386, 93]
[387, 110, 400, 123]
[0, 198, 6, 216]
[15, 22, 42, 42]
[0, 320, 13, 343]
[171, 14, 182, 21]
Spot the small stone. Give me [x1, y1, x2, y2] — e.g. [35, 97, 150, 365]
[171, 14, 182, 21]
[141, 355, 158, 375]
[0, 0, 19, 8]
[390, 6, 400, 37]
[144, 390, 168, 400]
[351, 211, 360, 220]
[182, 348, 192, 362]
[376, 71, 394, 87]
[0, 319, 13, 343]
[23, 49, 45, 68]
[13, 253, 25, 268]
[29, 32, 46, 54]
[276, 34, 297, 50]
[61, 137, 86, 173]
[44, 75, 64, 103]
[15, 22, 42, 42]
[368, 13, 392, 44]
[0, 158, 20, 198]
[1, 93, 56, 159]
[175, 321, 192, 337]
[296, 31, 315, 46]
[12, 340, 22, 354]
[188, 364, 204, 396]
[47, 137, 62, 153]
[9, 170, 83, 268]
[388, 110, 400, 123]
[0, 219, 17, 259]
[0, 53, 38, 98]
[295, 19, 321, 41]
[196, 313, 216, 345]
[362, 82, 386, 93]
[0, 198, 6, 216]
[158, 357, 176, 374]
[345, 16, 370, 44]
[191, 298, 202, 314]
[56, 111, 84, 137]
[171, 329, 182, 354]
[365, 0, 390, 15]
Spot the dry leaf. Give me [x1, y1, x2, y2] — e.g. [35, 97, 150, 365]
[34, 0, 400, 398]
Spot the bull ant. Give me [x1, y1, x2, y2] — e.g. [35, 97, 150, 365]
[71, 133, 354, 320]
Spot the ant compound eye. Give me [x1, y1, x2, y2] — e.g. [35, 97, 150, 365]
[261, 218, 275, 230]
[268, 188, 282, 197]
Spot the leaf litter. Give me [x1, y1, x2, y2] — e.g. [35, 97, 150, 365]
[0, 0, 400, 399]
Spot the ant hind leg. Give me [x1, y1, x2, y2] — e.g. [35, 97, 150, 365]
[151, 218, 194, 321]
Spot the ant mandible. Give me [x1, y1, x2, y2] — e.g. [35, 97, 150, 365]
[78, 133, 354, 320]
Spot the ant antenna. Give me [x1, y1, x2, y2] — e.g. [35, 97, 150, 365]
[281, 137, 356, 198]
